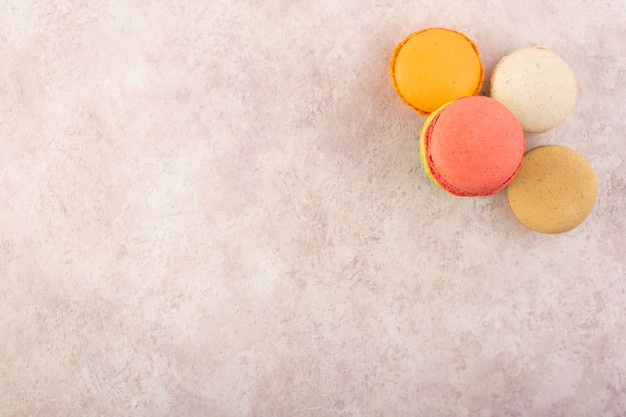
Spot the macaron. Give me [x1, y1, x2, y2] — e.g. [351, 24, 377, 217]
[490, 46, 577, 133]
[390, 27, 484, 115]
[507, 145, 597, 233]
[419, 96, 525, 197]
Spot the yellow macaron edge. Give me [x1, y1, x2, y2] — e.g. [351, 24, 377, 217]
[419, 100, 454, 193]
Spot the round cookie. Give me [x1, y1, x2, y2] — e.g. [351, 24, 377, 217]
[507, 145, 597, 233]
[390, 28, 484, 115]
[419, 96, 525, 196]
[490, 46, 577, 133]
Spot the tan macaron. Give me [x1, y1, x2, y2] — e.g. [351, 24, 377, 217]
[507, 145, 597, 233]
[490, 46, 577, 133]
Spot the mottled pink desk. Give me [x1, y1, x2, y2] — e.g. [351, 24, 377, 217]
[1, 1, 625, 416]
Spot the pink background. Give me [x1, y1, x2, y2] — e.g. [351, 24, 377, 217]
[1, 1, 625, 416]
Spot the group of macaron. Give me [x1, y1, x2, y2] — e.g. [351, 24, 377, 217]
[389, 27, 597, 234]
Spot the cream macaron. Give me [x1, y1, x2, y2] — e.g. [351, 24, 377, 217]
[490, 46, 577, 133]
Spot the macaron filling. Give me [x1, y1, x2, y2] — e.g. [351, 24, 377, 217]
[419, 103, 449, 186]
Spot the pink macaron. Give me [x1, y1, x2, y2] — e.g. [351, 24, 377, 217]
[419, 96, 526, 196]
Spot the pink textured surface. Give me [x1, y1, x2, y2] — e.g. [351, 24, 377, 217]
[1, 1, 625, 416]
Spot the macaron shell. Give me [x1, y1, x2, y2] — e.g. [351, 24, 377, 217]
[490, 46, 577, 133]
[421, 96, 525, 196]
[507, 145, 597, 233]
[390, 28, 484, 115]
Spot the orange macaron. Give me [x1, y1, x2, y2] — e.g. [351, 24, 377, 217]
[419, 96, 525, 196]
[390, 28, 484, 115]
